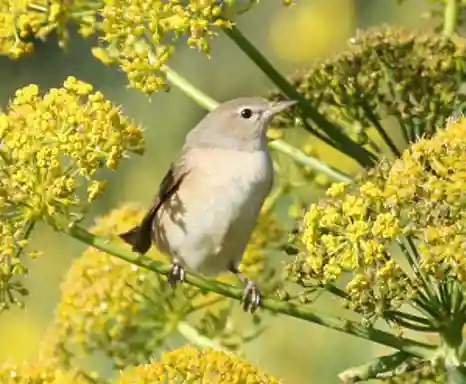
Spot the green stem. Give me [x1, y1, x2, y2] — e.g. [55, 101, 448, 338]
[261, 184, 286, 214]
[353, 83, 401, 157]
[301, 119, 341, 149]
[269, 140, 352, 182]
[66, 224, 435, 358]
[387, 311, 431, 326]
[444, 0, 459, 36]
[223, 26, 377, 168]
[14, 220, 35, 259]
[390, 316, 438, 333]
[189, 297, 225, 313]
[26, 2, 48, 12]
[397, 236, 438, 309]
[177, 322, 231, 353]
[441, 315, 466, 383]
[338, 351, 411, 383]
[396, 117, 410, 146]
[164, 65, 218, 110]
[164, 65, 352, 183]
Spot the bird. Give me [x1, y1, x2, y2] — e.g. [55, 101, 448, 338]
[119, 97, 296, 312]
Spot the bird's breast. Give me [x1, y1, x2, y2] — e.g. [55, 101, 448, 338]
[153, 147, 273, 274]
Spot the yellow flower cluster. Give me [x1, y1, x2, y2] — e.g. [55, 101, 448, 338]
[117, 345, 280, 383]
[93, 0, 228, 94]
[1, 0, 293, 91]
[387, 118, 466, 280]
[0, 360, 91, 384]
[292, 116, 466, 315]
[295, 180, 412, 314]
[0, 77, 143, 311]
[92, 0, 295, 94]
[0, 0, 98, 58]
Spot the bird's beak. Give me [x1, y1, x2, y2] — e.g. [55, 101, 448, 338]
[264, 100, 297, 119]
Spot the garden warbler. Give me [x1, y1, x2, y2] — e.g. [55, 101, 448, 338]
[119, 97, 296, 312]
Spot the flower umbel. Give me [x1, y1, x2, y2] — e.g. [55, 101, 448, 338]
[117, 345, 280, 383]
[289, 116, 466, 359]
[0, 360, 92, 384]
[0, 77, 143, 311]
[93, 0, 229, 94]
[0, 0, 99, 58]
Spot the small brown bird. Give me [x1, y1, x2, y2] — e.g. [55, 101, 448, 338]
[119, 97, 296, 312]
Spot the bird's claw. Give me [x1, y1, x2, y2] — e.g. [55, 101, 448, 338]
[168, 262, 185, 287]
[242, 279, 261, 313]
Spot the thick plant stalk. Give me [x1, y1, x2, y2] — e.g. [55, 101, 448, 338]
[222, 26, 377, 168]
[338, 352, 411, 383]
[177, 322, 231, 353]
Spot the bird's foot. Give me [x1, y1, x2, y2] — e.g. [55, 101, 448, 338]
[167, 262, 185, 287]
[241, 278, 261, 313]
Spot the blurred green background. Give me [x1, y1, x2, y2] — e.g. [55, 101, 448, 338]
[0, 0, 436, 382]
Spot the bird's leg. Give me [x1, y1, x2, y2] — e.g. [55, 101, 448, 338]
[168, 258, 185, 287]
[229, 264, 261, 313]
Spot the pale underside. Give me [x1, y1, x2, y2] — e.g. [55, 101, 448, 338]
[152, 146, 273, 275]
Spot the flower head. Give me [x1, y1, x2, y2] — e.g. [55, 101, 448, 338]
[0, 360, 92, 384]
[117, 345, 280, 383]
[93, 0, 228, 94]
[289, 116, 466, 316]
[0, 0, 98, 58]
[0, 78, 143, 310]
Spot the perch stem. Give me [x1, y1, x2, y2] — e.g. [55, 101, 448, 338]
[65, 224, 435, 358]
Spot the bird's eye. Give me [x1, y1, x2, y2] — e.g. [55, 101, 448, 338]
[240, 108, 253, 119]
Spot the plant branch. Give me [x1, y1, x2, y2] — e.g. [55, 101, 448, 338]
[269, 140, 352, 182]
[164, 65, 218, 110]
[397, 236, 438, 308]
[338, 352, 412, 383]
[222, 25, 377, 168]
[164, 65, 352, 182]
[386, 311, 431, 326]
[353, 82, 401, 157]
[65, 224, 435, 358]
[177, 321, 231, 353]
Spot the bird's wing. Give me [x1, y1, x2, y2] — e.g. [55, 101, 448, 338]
[119, 156, 189, 254]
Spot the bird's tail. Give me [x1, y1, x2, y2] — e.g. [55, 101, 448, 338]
[119, 201, 161, 254]
[119, 224, 152, 254]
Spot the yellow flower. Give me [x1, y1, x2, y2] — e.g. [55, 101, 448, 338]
[0, 360, 91, 384]
[371, 213, 400, 239]
[292, 116, 466, 315]
[0, 78, 143, 311]
[0, 0, 98, 57]
[326, 182, 348, 197]
[117, 345, 280, 383]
